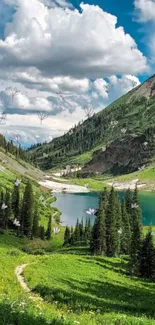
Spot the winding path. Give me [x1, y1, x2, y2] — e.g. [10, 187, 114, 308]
[15, 264, 43, 301]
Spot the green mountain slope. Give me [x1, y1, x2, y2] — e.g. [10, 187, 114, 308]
[29, 74, 155, 172]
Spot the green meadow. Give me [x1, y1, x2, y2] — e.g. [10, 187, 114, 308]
[0, 231, 155, 325]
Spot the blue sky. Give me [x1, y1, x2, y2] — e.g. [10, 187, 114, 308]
[0, 0, 154, 146]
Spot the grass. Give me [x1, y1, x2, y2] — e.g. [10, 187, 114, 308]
[68, 177, 110, 192]
[23, 253, 155, 325]
[70, 144, 103, 165]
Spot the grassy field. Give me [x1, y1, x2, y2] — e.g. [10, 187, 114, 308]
[68, 177, 110, 192]
[1, 231, 155, 325]
[23, 253, 155, 325]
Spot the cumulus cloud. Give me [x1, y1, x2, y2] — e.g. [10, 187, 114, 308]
[134, 0, 155, 22]
[108, 75, 140, 99]
[93, 79, 109, 99]
[0, 0, 147, 80]
[0, 0, 147, 145]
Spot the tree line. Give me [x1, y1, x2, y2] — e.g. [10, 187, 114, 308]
[64, 186, 155, 280]
[0, 181, 52, 241]
[64, 217, 92, 246]
[0, 133, 29, 162]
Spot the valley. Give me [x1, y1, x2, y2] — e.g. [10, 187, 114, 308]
[1, 75, 155, 325]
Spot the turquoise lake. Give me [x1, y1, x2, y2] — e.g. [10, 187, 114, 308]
[53, 192, 155, 226]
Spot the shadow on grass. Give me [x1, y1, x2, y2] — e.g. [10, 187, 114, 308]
[33, 275, 155, 318]
[0, 301, 71, 325]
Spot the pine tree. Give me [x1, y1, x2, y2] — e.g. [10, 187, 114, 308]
[121, 200, 131, 254]
[90, 196, 106, 255]
[129, 186, 142, 275]
[4, 190, 13, 229]
[140, 230, 155, 279]
[46, 215, 52, 240]
[0, 190, 4, 228]
[79, 217, 84, 241]
[64, 226, 71, 245]
[39, 226, 45, 240]
[84, 217, 91, 244]
[115, 194, 122, 255]
[32, 202, 39, 238]
[125, 188, 133, 228]
[74, 219, 80, 243]
[101, 187, 109, 212]
[69, 226, 74, 245]
[21, 182, 34, 239]
[106, 187, 119, 257]
[12, 184, 20, 219]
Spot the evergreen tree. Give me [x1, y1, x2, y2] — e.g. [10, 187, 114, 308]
[64, 226, 71, 245]
[32, 202, 39, 238]
[125, 188, 132, 215]
[125, 188, 133, 228]
[0, 190, 4, 228]
[46, 215, 52, 240]
[84, 217, 91, 244]
[79, 217, 84, 241]
[101, 187, 109, 212]
[121, 200, 131, 254]
[12, 184, 20, 219]
[115, 194, 122, 255]
[74, 219, 80, 243]
[129, 186, 142, 275]
[90, 196, 106, 255]
[140, 230, 155, 279]
[106, 187, 119, 257]
[39, 226, 45, 240]
[69, 226, 74, 245]
[21, 182, 34, 239]
[4, 190, 13, 229]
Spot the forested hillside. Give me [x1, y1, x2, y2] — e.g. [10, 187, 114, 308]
[29, 74, 155, 171]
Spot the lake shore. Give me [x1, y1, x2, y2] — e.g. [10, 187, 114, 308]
[39, 178, 90, 193]
[105, 179, 146, 191]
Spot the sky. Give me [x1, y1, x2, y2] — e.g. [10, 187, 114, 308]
[0, 0, 154, 147]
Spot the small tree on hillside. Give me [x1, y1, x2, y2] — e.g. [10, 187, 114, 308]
[139, 230, 155, 279]
[21, 182, 34, 239]
[121, 200, 131, 254]
[90, 196, 106, 255]
[129, 186, 142, 275]
[12, 183, 20, 220]
[74, 219, 80, 243]
[46, 215, 52, 240]
[64, 226, 71, 245]
[4, 190, 13, 229]
[106, 187, 119, 257]
[32, 202, 39, 238]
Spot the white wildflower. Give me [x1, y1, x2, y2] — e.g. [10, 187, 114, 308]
[131, 203, 139, 209]
[1, 203, 7, 210]
[53, 227, 60, 234]
[13, 218, 20, 227]
[15, 179, 21, 186]
[118, 228, 123, 235]
[121, 128, 127, 135]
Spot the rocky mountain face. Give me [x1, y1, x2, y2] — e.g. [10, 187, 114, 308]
[83, 127, 155, 175]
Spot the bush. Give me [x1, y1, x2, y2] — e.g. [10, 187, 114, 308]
[22, 239, 47, 255]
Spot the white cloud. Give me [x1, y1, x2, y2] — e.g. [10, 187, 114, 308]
[0, 0, 147, 80]
[93, 79, 109, 99]
[134, 0, 155, 22]
[0, 0, 146, 145]
[108, 75, 140, 100]
[12, 71, 90, 94]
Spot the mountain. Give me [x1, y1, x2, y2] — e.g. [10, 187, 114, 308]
[29, 74, 155, 174]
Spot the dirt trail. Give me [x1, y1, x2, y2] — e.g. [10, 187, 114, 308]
[15, 264, 43, 301]
[15, 264, 31, 292]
